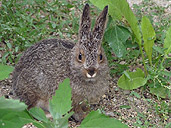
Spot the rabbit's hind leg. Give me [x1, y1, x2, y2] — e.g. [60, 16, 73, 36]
[14, 86, 39, 109]
[36, 99, 49, 112]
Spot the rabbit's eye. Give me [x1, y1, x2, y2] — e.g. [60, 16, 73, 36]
[78, 53, 82, 61]
[99, 54, 103, 61]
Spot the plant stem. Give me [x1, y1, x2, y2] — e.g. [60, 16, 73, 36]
[160, 55, 166, 66]
[139, 44, 148, 76]
[154, 54, 161, 71]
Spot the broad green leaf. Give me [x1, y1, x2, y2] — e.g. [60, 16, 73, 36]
[89, 0, 122, 20]
[79, 111, 128, 128]
[0, 109, 31, 120]
[141, 16, 156, 65]
[104, 25, 130, 57]
[0, 115, 44, 128]
[0, 98, 45, 128]
[49, 78, 72, 119]
[150, 86, 169, 99]
[0, 64, 14, 80]
[29, 107, 48, 123]
[123, 71, 131, 79]
[164, 26, 171, 54]
[117, 68, 147, 90]
[0, 109, 44, 128]
[0, 97, 27, 111]
[56, 111, 74, 128]
[90, 0, 141, 45]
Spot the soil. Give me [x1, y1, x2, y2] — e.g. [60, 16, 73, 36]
[0, 0, 170, 128]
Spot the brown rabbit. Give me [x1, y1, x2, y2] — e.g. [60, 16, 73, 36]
[12, 4, 110, 121]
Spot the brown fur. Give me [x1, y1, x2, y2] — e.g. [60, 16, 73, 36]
[12, 4, 109, 121]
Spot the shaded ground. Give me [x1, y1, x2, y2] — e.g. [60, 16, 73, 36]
[0, 0, 170, 128]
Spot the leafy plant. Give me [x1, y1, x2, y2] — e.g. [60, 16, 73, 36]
[0, 79, 73, 128]
[118, 68, 147, 90]
[164, 26, 171, 55]
[0, 97, 44, 128]
[79, 110, 128, 128]
[104, 25, 131, 58]
[0, 64, 14, 80]
[90, 0, 171, 98]
[141, 16, 156, 66]
[0, 79, 70, 128]
[0, 78, 129, 128]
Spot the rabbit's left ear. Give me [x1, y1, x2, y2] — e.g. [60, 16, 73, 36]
[92, 6, 108, 44]
[79, 4, 91, 44]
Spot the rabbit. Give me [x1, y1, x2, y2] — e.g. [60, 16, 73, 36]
[12, 4, 110, 121]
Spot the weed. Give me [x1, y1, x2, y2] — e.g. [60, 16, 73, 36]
[0, 0, 83, 64]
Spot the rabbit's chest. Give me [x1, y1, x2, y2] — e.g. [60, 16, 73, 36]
[71, 80, 108, 104]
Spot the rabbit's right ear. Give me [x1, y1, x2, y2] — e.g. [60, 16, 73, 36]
[79, 4, 91, 44]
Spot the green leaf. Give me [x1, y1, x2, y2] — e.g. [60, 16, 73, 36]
[0, 64, 14, 80]
[153, 46, 164, 54]
[104, 25, 130, 57]
[161, 71, 171, 77]
[164, 26, 171, 55]
[0, 97, 44, 128]
[117, 68, 147, 90]
[0, 107, 37, 128]
[165, 122, 171, 128]
[29, 107, 48, 123]
[49, 78, 72, 119]
[0, 97, 27, 111]
[0, 98, 48, 128]
[130, 91, 141, 99]
[0, 112, 31, 128]
[90, 0, 122, 20]
[0, 110, 44, 128]
[79, 111, 129, 128]
[123, 71, 131, 79]
[150, 86, 169, 99]
[91, 0, 141, 45]
[141, 16, 156, 65]
[7, 43, 12, 49]
[56, 111, 74, 128]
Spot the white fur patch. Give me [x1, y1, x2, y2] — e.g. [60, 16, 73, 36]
[86, 72, 96, 78]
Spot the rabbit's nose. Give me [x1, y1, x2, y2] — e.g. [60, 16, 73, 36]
[87, 67, 97, 78]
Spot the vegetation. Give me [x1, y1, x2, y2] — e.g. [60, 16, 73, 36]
[0, 0, 170, 127]
[0, 79, 128, 128]
[91, 0, 170, 98]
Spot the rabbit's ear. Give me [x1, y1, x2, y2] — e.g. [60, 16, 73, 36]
[79, 4, 91, 44]
[92, 6, 108, 44]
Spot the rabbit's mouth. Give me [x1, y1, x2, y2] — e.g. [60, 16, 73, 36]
[85, 72, 97, 82]
[86, 72, 97, 78]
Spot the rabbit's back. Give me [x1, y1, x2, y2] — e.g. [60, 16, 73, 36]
[12, 39, 74, 108]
